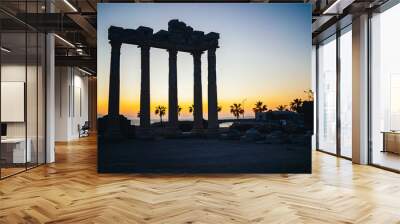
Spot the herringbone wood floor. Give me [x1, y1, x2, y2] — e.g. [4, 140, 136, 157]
[1, 136, 400, 224]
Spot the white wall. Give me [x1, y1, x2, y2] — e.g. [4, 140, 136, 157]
[55, 67, 89, 141]
[45, 3, 56, 164]
[55, 66, 69, 141]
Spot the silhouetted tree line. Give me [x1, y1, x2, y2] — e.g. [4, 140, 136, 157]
[138, 90, 314, 124]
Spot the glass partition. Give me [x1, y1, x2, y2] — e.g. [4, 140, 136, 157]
[1, 31, 28, 177]
[0, 1, 46, 179]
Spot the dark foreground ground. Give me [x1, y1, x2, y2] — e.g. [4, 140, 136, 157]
[98, 138, 311, 173]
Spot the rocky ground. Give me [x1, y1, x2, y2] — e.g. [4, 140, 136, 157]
[98, 137, 311, 173]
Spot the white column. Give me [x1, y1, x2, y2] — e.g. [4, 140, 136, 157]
[352, 14, 369, 164]
[46, 27, 55, 163]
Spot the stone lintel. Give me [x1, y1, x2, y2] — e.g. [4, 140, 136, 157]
[108, 20, 220, 52]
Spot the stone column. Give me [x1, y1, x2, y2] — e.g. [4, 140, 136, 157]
[168, 49, 178, 129]
[208, 48, 219, 131]
[108, 41, 122, 118]
[140, 45, 151, 128]
[192, 51, 204, 130]
[106, 40, 122, 138]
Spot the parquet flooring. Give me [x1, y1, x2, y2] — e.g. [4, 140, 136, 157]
[1, 135, 400, 223]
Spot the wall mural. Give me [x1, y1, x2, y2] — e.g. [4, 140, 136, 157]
[97, 3, 313, 173]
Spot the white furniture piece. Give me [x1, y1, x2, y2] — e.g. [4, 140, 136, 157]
[1, 138, 31, 163]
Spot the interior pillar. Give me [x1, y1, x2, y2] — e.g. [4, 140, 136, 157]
[46, 31, 55, 163]
[352, 14, 369, 164]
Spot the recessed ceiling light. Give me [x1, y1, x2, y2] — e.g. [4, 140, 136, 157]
[322, 0, 354, 15]
[78, 67, 93, 76]
[1, 47, 11, 53]
[63, 0, 78, 12]
[54, 34, 75, 48]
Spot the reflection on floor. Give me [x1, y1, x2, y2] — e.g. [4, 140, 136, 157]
[0, 167, 25, 178]
[0, 163, 42, 178]
[373, 151, 400, 171]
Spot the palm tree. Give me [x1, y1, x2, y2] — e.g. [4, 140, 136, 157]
[155, 105, 167, 125]
[188, 104, 194, 114]
[276, 105, 287, 111]
[304, 89, 314, 101]
[177, 105, 182, 117]
[230, 103, 244, 120]
[290, 98, 303, 113]
[252, 101, 268, 116]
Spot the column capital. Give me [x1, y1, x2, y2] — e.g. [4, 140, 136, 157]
[109, 40, 122, 49]
[138, 45, 150, 50]
[168, 49, 178, 59]
[208, 48, 217, 56]
[167, 48, 178, 53]
[191, 50, 204, 57]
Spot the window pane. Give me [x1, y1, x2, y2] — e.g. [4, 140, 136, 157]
[371, 3, 400, 171]
[340, 28, 352, 158]
[318, 36, 337, 154]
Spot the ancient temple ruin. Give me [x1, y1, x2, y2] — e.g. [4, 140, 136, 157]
[106, 19, 220, 136]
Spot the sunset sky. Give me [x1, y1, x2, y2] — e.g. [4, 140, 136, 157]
[97, 3, 311, 121]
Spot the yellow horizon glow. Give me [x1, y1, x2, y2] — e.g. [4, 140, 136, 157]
[97, 93, 309, 119]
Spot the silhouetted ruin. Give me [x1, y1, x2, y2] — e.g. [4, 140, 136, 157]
[103, 20, 220, 138]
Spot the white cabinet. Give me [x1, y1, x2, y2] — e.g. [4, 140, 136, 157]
[1, 138, 32, 163]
